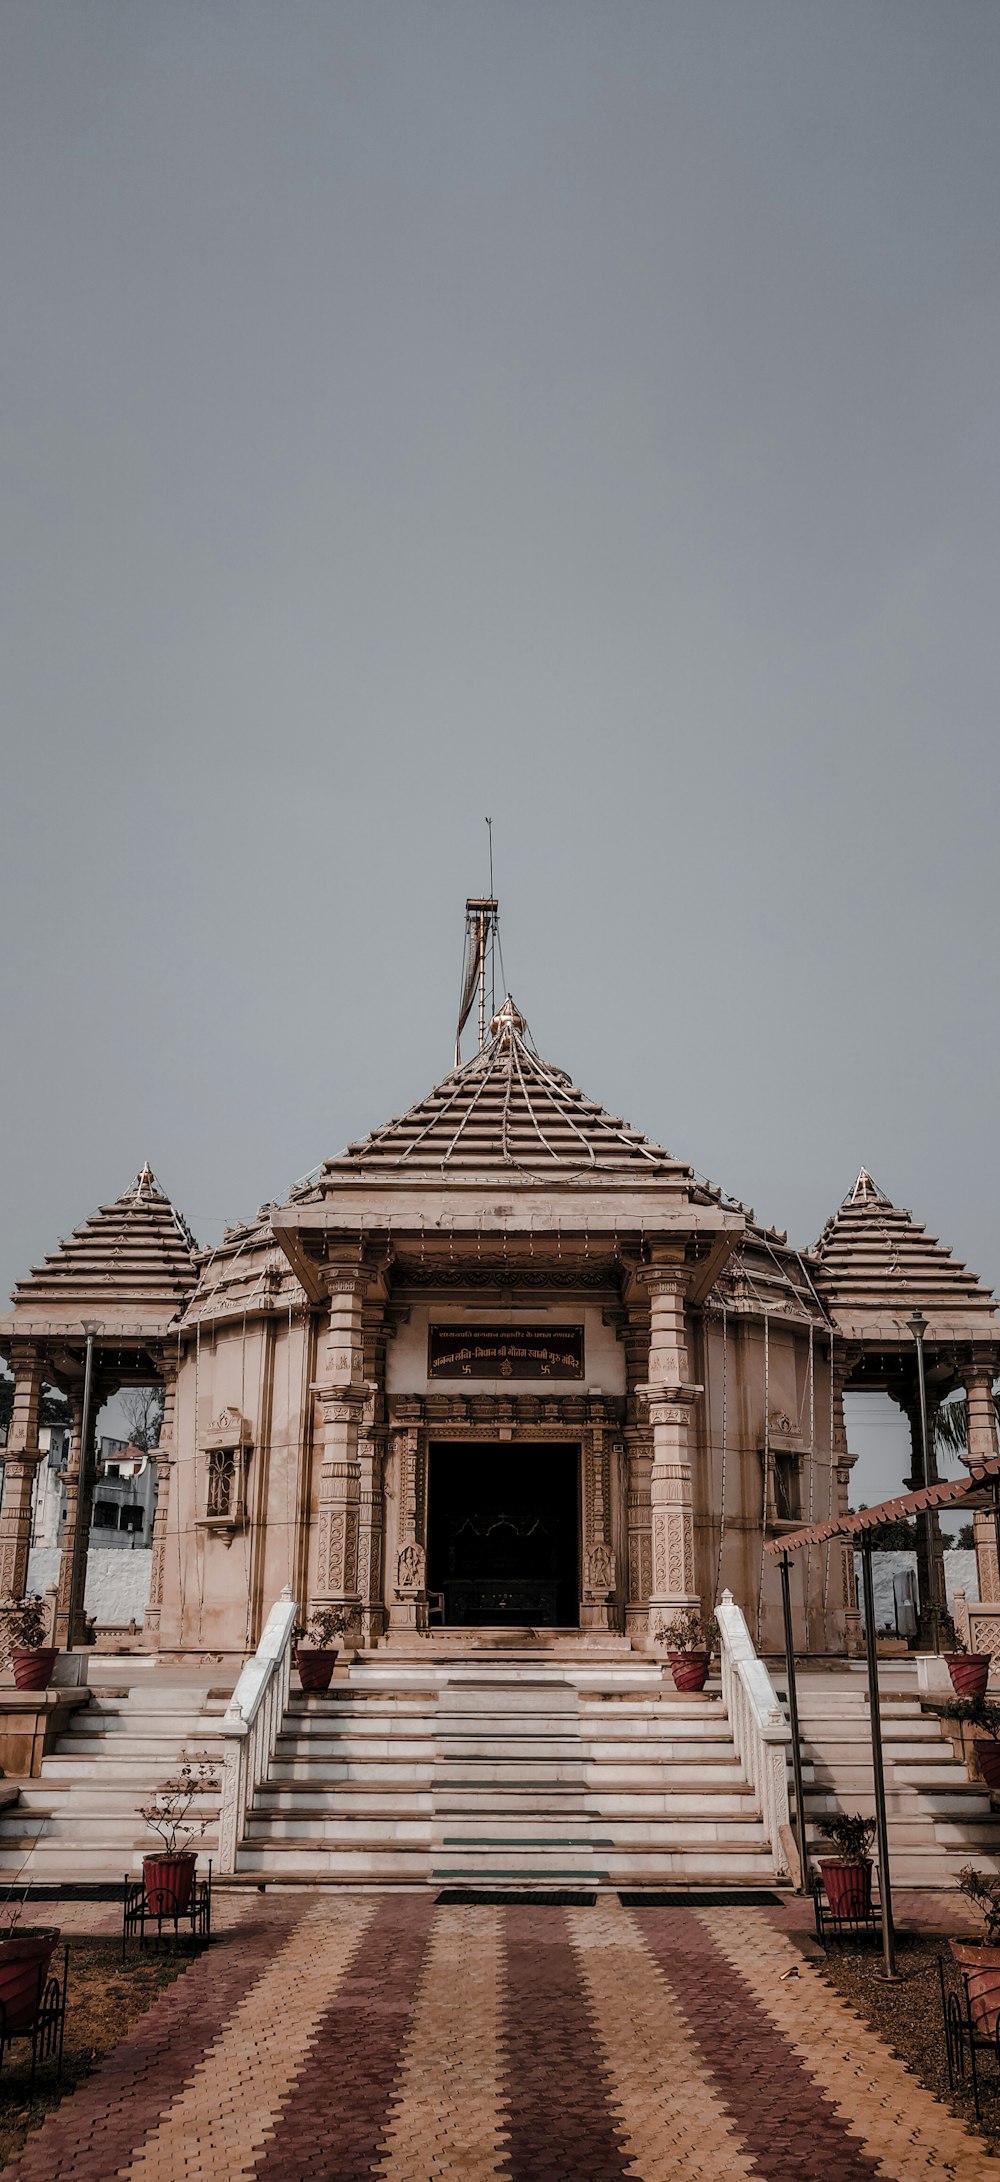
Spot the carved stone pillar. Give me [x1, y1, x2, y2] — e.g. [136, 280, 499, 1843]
[619, 1311, 653, 1643]
[54, 1388, 98, 1647]
[356, 1305, 388, 1644]
[311, 1268, 366, 1635]
[967, 1365, 1000, 1602]
[638, 1258, 701, 1634]
[144, 1355, 178, 1647]
[581, 1404, 615, 1629]
[387, 1404, 426, 1630]
[0, 1345, 46, 1603]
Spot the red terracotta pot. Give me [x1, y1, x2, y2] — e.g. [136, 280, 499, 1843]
[142, 1851, 196, 1917]
[295, 1647, 338, 1693]
[0, 1930, 59, 2033]
[820, 1859, 873, 1918]
[945, 1654, 991, 1699]
[974, 1739, 1000, 1790]
[11, 1647, 57, 1692]
[950, 1939, 1000, 1970]
[667, 1651, 711, 1694]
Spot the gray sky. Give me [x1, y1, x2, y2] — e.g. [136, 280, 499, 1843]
[2, 2, 998, 1511]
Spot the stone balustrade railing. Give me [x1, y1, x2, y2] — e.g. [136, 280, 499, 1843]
[216, 1587, 297, 1873]
[716, 1587, 794, 1881]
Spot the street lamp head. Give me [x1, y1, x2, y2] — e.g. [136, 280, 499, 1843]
[81, 1321, 104, 1339]
[907, 1309, 929, 1342]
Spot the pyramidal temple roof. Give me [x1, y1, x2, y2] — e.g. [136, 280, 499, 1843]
[301, 999, 696, 1187]
[7, 1165, 199, 1327]
[811, 1169, 998, 1338]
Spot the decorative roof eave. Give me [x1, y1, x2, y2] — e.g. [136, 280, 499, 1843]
[826, 1311, 999, 1346]
[766, 1453, 1000, 1556]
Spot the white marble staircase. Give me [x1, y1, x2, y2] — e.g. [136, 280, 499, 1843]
[789, 1668, 1000, 1887]
[235, 1653, 776, 1888]
[0, 1683, 228, 1882]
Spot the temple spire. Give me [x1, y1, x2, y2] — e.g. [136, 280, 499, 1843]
[846, 1168, 890, 1206]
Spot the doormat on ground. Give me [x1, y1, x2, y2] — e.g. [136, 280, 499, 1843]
[436, 1888, 598, 1906]
[617, 1889, 782, 1907]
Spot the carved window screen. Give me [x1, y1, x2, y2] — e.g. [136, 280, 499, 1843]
[207, 1447, 237, 1518]
[200, 1410, 252, 1528]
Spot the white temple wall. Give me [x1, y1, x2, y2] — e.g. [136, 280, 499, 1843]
[159, 1307, 316, 1655]
[693, 1311, 839, 1652]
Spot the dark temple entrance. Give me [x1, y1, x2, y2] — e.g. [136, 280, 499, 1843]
[427, 1443, 580, 1627]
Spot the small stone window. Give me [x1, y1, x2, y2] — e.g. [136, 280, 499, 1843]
[760, 1418, 805, 1532]
[772, 1453, 801, 1524]
[198, 1409, 252, 1533]
[207, 1447, 237, 1518]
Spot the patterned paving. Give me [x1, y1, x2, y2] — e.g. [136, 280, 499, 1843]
[1, 1892, 993, 2181]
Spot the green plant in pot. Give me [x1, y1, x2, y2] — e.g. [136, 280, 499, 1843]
[953, 1866, 1000, 1972]
[137, 1756, 219, 1917]
[944, 1695, 1000, 1790]
[817, 1812, 877, 1919]
[653, 1609, 720, 1694]
[293, 1607, 347, 1693]
[0, 1867, 60, 2036]
[940, 1613, 991, 1701]
[5, 1595, 57, 1692]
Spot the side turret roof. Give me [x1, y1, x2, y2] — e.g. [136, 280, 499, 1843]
[5, 1165, 199, 1331]
[811, 1169, 998, 1340]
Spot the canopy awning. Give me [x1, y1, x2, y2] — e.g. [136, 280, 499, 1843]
[764, 1453, 1000, 1556]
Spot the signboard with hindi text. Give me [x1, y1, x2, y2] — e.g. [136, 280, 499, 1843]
[427, 1325, 585, 1381]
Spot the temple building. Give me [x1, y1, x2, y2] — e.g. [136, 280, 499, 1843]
[2, 914, 998, 1667]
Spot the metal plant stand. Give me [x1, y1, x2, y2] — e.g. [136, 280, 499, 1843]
[0, 1945, 69, 2095]
[122, 1865, 212, 1959]
[812, 1873, 882, 1951]
[940, 1956, 1000, 2121]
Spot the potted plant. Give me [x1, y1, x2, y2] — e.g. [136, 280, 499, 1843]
[137, 1756, 219, 1917]
[817, 1812, 877, 1918]
[5, 1595, 58, 1692]
[0, 1873, 59, 2036]
[945, 1695, 1000, 1790]
[293, 1608, 347, 1693]
[654, 1609, 720, 1694]
[941, 1614, 991, 1701]
[953, 1866, 1000, 1970]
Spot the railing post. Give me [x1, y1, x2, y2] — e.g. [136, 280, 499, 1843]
[716, 1588, 792, 1880]
[217, 1588, 297, 1876]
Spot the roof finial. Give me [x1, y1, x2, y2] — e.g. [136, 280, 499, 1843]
[490, 994, 527, 1044]
[847, 1168, 890, 1206]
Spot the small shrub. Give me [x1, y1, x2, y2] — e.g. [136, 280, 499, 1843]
[654, 1608, 720, 1655]
[959, 1865, 1000, 1946]
[293, 1608, 347, 1650]
[137, 1756, 220, 1854]
[4, 1596, 49, 1649]
[945, 1696, 1000, 1741]
[818, 1813, 877, 1864]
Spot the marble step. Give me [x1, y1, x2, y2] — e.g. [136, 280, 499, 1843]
[234, 1843, 433, 1877]
[806, 1787, 992, 1822]
[245, 1816, 433, 1844]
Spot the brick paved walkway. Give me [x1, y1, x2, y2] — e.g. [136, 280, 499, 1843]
[1, 1892, 993, 2181]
